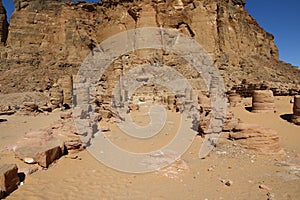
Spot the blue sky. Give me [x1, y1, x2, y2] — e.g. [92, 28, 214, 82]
[2, 0, 300, 68]
[246, 0, 300, 68]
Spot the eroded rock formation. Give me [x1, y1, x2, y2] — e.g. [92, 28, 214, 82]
[230, 123, 284, 155]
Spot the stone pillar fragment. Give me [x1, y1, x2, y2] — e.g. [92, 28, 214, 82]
[59, 75, 73, 107]
[252, 90, 275, 113]
[291, 95, 300, 125]
[228, 91, 242, 107]
[49, 84, 63, 109]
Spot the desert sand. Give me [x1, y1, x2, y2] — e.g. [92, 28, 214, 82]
[0, 96, 299, 200]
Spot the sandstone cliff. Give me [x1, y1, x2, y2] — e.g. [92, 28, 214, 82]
[0, 0, 8, 46]
[0, 0, 299, 96]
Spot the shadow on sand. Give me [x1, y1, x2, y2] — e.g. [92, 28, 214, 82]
[280, 114, 293, 122]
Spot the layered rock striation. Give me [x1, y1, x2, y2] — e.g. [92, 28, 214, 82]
[0, 0, 299, 96]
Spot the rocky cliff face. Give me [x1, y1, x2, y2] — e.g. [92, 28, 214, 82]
[0, 0, 299, 95]
[0, 0, 8, 46]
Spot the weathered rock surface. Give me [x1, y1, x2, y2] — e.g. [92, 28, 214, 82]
[0, 0, 298, 96]
[14, 130, 65, 168]
[11, 112, 85, 166]
[229, 123, 284, 155]
[50, 116, 85, 154]
[0, 92, 49, 112]
[0, 164, 19, 199]
[19, 102, 39, 112]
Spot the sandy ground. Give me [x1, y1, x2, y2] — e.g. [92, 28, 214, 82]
[0, 97, 299, 200]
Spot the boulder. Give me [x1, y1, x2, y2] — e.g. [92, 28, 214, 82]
[14, 131, 64, 168]
[60, 111, 72, 119]
[0, 164, 19, 198]
[20, 102, 39, 112]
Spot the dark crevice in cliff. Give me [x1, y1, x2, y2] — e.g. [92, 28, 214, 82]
[176, 22, 195, 37]
[216, 2, 223, 53]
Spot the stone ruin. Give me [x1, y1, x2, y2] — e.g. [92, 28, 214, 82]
[0, 0, 299, 196]
[251, 90, 275, 113]
[291, 95, 300, 125]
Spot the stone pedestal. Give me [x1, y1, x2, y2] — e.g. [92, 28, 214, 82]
[49, 84, 63, 109]
[252, 90, 275, 113]
[291, 95, 300, 125]
[228, 92, 242, 107]
[59, 75, 73, 107]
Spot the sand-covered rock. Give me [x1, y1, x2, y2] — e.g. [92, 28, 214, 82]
[14, 130, 64, 168]
[230, 123, 284, 155]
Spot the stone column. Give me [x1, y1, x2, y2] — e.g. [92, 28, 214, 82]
[49, 84, 63, 109]
[291, 95, 300, 125]
[252, 90, 275, 113]
[58, 75, 73, 107]
[228, 91, 242, 107]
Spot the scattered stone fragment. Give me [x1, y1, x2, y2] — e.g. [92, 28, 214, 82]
[0, 164, 19, 198]
[18, 166, 39, 176]
[35, 146, 63, 168]
[65, 155, 78, 159]
[100, 125, 110, 132]
[259, 184, 272, 191]
[23, 157, 36, 164]
[20, 102, 39, 113]
[159, 159, 189, 179]
[225, 180, 233, 186]
[128, 103, 139, 112]
[60, 112, 72, 119]
[267, 192, 276, 200]
[219, 178, 233, 186]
